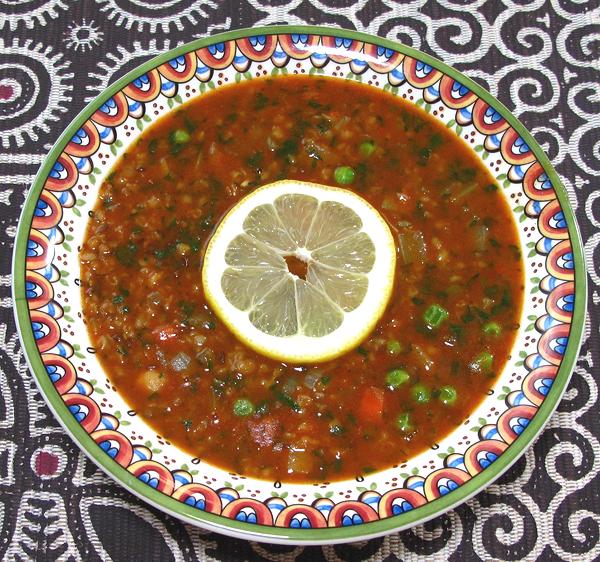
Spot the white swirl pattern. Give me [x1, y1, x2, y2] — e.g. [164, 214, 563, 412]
[0, 0, 598, 560]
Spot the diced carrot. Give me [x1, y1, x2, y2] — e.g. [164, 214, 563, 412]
[358, 386, 385, 424]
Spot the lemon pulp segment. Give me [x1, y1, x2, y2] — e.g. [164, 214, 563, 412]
[202, 180, 396, 363]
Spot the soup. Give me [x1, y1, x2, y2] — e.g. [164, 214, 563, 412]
[81, 76, 523, 483]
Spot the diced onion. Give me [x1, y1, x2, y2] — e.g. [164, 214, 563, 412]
[398, 231, 426, 265]
[474, 224, 488, 252]
[303, 372, 321, 390]
[171, 351, 191, 372]
[282, 377, 298, 395]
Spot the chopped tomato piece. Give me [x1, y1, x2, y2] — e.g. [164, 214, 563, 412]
[152, 325, 179, 341]
[358, 386, 385, 424]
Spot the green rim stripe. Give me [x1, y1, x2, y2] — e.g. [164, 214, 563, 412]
[11, 25, 587, 544]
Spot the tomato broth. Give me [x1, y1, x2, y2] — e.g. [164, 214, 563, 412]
[81, 76, 524, 482]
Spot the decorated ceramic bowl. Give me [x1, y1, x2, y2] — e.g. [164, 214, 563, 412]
[12, 26, 586, 544]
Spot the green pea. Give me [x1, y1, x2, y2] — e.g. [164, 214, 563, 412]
[334, 166, 356, 185]
[386, 339, 403, 355]
[471, 351, 494, 373]
[411, 383, 430, 404]
[386, 368, 410, 388]
[396, 412, 412, 432]
[438, 385, 458, 405]
[423, 303, 449, 329]
[233, 398, 254, 416]
[483, 322, 502, 336]
[172, 129, 191, 144]
[359, 139, 376, 157]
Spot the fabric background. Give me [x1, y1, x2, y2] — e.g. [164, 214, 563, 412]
[1, 1, 598, 560]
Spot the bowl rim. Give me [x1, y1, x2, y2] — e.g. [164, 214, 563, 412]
[11, 24, 587, 545]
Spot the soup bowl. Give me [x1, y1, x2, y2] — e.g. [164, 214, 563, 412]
[12, 26, 586, 544]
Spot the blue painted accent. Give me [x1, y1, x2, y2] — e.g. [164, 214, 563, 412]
[427, 84, 439, 97]
[512, 165, 526, 179]
[513, 136, 530, 153]
[99, 127, 111, 140]
[513, 417, 530, 435]
[208, 42, 224, 55]
[129, 101, 141, 112]
[138, 472, 158, 488]
[233, 55, 246, 65]
[448, 456, 463, 468]
[75, 158, 86, 170]
[363, 496, 379, 505]
[316, 503, 332, 512]
[390, 67, 404, 81]
[49, 161, 64, 179]
[539, 237, 553, 252]
[489, 134, 501, 146]
[235, 511, 257, 523]
[161, 80, 175, 91]
[34, 199, 48, 217]
[219, 492, 236, 502]
[99, 98, 116, 113]
[479, 452, 498, 469]
[539, 378, 553, 395]
[71, 128, 85, 145]
[342, 513, 364, 526]
[459, 106, 472, 120]
[482, 426, 499, 439]
[541, 316, 554, 330]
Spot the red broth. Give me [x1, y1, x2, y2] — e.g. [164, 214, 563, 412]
[81, 76, 524, 483]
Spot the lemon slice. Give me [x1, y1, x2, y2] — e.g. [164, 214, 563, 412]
[202, 180, 396, 363]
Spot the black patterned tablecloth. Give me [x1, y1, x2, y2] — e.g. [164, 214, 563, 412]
[1, 2, 598, 560]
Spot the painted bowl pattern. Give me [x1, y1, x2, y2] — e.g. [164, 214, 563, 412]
[13, 28, 585, 543]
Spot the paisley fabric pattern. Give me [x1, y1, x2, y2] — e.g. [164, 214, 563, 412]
[0, 1, 598, 560]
